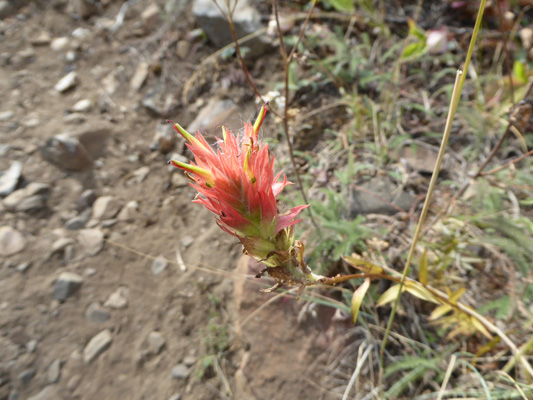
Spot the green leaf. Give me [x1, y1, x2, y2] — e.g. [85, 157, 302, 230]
[404, 281, 440, 304]
[407, 17, 426, 40]
[351, 278, 371, 324]
[513, 60, 527, 84]
[377, 284, 402, 307]
[343, 255, 384, 274]
[326, 0, 355, 13]
[401, 42, 427, 61]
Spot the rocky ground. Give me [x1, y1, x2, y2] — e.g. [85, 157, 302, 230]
[0, 1, 355, 399]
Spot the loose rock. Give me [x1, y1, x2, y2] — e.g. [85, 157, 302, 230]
[0, 110, 14, 121]
[117, 200, 138, 222]
[27, 385, 60, 400]
[16, 261, 32, 273]
[0, 161, 22, 197]
[54, 71, 78, 93]
[85, 302, 110, 323]
[104, 287, 128, 309]
[71, 99, 92, 113]
[39, 134, 93, 171]
[192, 0, 269, 56]
[77, 189, 97, 211]
[50, 37, 69, 52]
[171, 364, 189, 379]
[147, 331, 165, 355]
[3, 182, 50, 212]
[0, 226, 26, 256]
[151, 123, 178, 154]
[54, 272, 83, 301]
[141, 3, 160, 32]
[46, 359, 61, 384]
[186, 98, 239, 136]
[83, 329, 112, 363]
[130, 61, 149, 91]
[92, 196, 121, 220]
[348, 176, 414, 216]
[78, 228, 104, 256]
[18, 368, 35, 385]
[180, 235, 194, 248]
[152, 256, 168, 275]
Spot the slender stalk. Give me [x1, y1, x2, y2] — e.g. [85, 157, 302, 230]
[272, 0, 318, 227]
[379, 69, 464, 368]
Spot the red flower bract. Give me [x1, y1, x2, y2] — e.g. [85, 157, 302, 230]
[168, 104, 308, 242]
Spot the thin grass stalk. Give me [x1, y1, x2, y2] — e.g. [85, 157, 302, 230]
[379, 69, 464, 378]
[379, 1, 488, 386]
[437, 354, 457, 400]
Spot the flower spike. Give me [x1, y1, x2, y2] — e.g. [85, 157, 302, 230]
[168, 103, 320, 292]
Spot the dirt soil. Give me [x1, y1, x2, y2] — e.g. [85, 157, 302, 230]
[0, 1, 352, 400]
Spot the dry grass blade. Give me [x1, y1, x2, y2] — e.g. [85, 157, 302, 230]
[437, 354, 457, 400]
[342, 344, 373, 400]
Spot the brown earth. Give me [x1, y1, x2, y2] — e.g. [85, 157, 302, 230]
[0, 1, 351, 400]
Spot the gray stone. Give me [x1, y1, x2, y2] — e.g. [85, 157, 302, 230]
[77, 189, 97, 211]
[16, 261, 32, 273]
[141, 3, 160, 32]
[3, 182, 50, 211]
[50, 37, 69, 52]
[85, 302, 110, 323]
[31, 32, 51, 46]
[0, 226, 26, 256]
[0, 161, 22, 197]
[117, 200, 138, 222]
[171, 172, 189, 188]
[51, 237, 75, 255]
[39, 134, 93, 171]
[168, 394, 181, 400]
[396, 145, 440, 174]
[8, 390, 19, 400]
[15, 195, 46, 213]
[83, 329, 112, 363]
[176, 40, 190, 60]
[192, 0, 269, 56]
[27, 385, 60, 400]
[180, 235, 194, 248]
[71, 27, 91, 40]
[171, 363, 189, 379]
[46, 359, 61, 383]
[151, 256, 168, 275]
[92, 196, 120, 220]
[18, 368, 35, 385]
[65, 215, 87, 230]
[54, 71, 78, 92]
[73, 0, 99, 18]
[182, 355, 197, 367]
[132, 166, 150, 183]
[71, 99, 92, 113]
[63, 112, 86, 124]
[78, 228, 104, 256]
[130, 61, 149, 91]
[0, 1, 14, 19]
[186, 98, 239, 137]
[104, 287, 128, 309]
[147, 331, 165, 355]
[26, 339, 38, 353]
[77, 127, 110, 160]
[348, 176, 415, 216]
[67, 374, 81, 391]
[54, 272, 83, 302]
[151, 123, 178, 155]
[0, 110, 14, 121]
